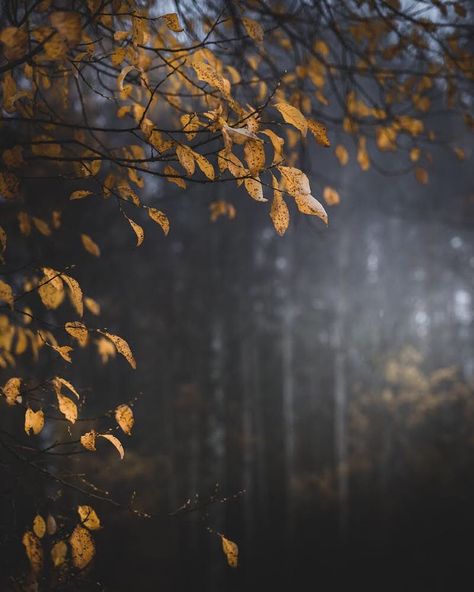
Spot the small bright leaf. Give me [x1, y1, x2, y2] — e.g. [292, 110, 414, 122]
[115, 403, 134, 435]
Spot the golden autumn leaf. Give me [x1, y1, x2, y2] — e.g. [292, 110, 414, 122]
[56, 392, 77, 423]
[244, 176, 267, 202]
[242, 17, 264, 44]
[78, 505, 101, 531]
[148, 208, 170, 235]
[51, 540, 67, 568]
[278, 166, 328, 224]
[54, 376, 80, 399]
[125, 214, 144, 246]
[70, 525, 95, 570]
[51, 343, 73, 363]
[81, 234, 100, 257]
[162, 12, 183, 33]
[194, 152, 215, 180]
[244, 139, 265, 175]
[99, 433, 125, 459]
[274, 102, 308, 136]
[307, 119, 330, 147]
[84, 296, 100, 315]
[335, 144, 349, 166]
[323, 186, 341, 206]
[65, 321, 88, 346]
[0, 279, 13, 307]
[2, 376, 21, 405]
[261, 129, 285, 165]
[50, 11, 82, 45]
[176, 145, 195, 176]
[38, 268, 64, 310]
[220, 535, 238, 568]
[25, 408, 45, 436]
[22, 531, 43, 574]
[70, 190, 92, 200]
[270, 174, 289, 236]
[164, 165, 186, 189]
[80, 430, 97, 452]
[62, 274, 83, 317]
[99, 331, 136, 369]
[33, 515, 46, 539]
[115, 403, 134, 435]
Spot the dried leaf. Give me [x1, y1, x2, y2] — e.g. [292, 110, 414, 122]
[81, 430, 97, 451]
[100, 331, 136, 369]
[77, 505, 101, 531]
[148, 208, 170, 236]
[242, 17, 264, 44]
[81, 234, 100, 257]
[51, 540, 67, 567]
[54, 376, 80, 399]
[99, 433, 125, 459]
[25, 408, 44, 435]
[0, 279, 13, 307]
[70, 525, 95, 570]
[308, 119, 330, 147]
[69, 190, 92, 200]
[221, 535, 238, 568]
[57, 392, 77, 423]
[270, 174, 289, 236]
[274, 102, 308, 136]
[65, 321, 88, 346]
[125, 214, 144, 246]
[62, 274, 83, 316]
[2, 377, 21, 405]
[323, 186, 341, 205]
[115, 404, 134, 435]
[33, 515, 46, 539]
[162, 13, 183, 32]
[244, 176, 267, 202]
[22, 531, 43, 574]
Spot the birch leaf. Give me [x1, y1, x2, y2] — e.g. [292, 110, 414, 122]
[22, 531, 43, 573]
[57, 392, 77, 423]
[81, 430, 97, 451]
[99, 433, 125, 459]
[25, 408, 45, 435]
[2, 377, 21, 405]
[274, 102, 308, 136]
[54, 376, 80, 399]
[69, 190, 92, 200]
[125, 214, 144, 246]
[176, 145, 195, 176]
[70, 525, 95, 570]
[148, 208, 170, 235]
[0, 279, 13, 307]
[162, 13, 183, 33]
[115, 403, 134, 435]
[323, 186, 340, 205]
[270, 174, 289, 236]
[62, 274, 83, 317]
[242, 17, 264, 44]
[221, 535, 238, 568]
[81, 234, 100, 257]
[100, 331, 136, 369]
[244, 177, 267, 202]
[65, 321, 88, 346]
[51, 540, 67, 567]
[78, 505, 101, 531]
[33, 515, 46, 539]
[308, 119, 330, 146]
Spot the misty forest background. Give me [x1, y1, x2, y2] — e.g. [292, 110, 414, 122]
[3, 110, 473, 591]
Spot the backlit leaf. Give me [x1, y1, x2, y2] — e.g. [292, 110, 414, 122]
[99, 331, 136, 369]
[99, 433, 125, 459]
[148, 208, 170, 235]
[274, 102, 308, 136]
[70, 525, 95, 570]
[81, 233, 100, 257]
[22, 531, 43, 574]
[115, 404, 134, 435]
[77, 505, 101, 531]
[25, 408, 45, 435]
[221, 535, 238, 568]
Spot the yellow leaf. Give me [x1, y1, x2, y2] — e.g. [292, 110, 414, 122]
[65, 321, 88, 346]
[176, 145, 195, 176]
[54, 376, 80, 399]
[81, 233, 100, 257]
[117, 64, 137, 92]
[162, 13, 183, 32]
[100, 331, 136, 369]
[242, 17, 264, 44]
[148, 208, 170, 235]
[77, 505, 101, 531]
[0, 226, 6, 255]
[194, 152, 215, 180]
[270, 174, 289, 236]
[0, 279, 13, 307]
[323, 186, 341, 206]
[2, 377, 21, 405]
[244, 139, 265, 175]
[307, 119, 330, 147]
[84, 296, 100, 315]
[278, 166, 328, 224]
[125, 214, 144, 246]
[335, 144, 349, 166]
[274, 102, 308, 136]
[221, 535, 238, 568]
[25, 408, 45, 435]
[357, 136, 370, 171]
[22, 531, 43, 574]
[115, 403, 134, 435]
[38, 268, 64, 309]
[57, 392, 77, 423]
[51, 344, 73, 363]
[70, 190, 92, 200]
[62, 274, 83, 317]
[294, 193, 328, 223]
[244, 176, 267, 202]
[81, 430, 97, 451]
[51, 540, 67, 567]
[99, 433, 125, 460]
[70, 525, 95, 570]
[261, 129, 284, 165]
[33, 515, 46, 539]
[163, 165, 186, 189]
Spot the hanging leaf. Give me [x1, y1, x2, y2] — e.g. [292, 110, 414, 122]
[56, 392, 77, 423]
[25, 408, 45, 435]
[65, 321, 88, 346]
[220, 534, 238, 568]
[54, 376, 80, 399]
[77, 505, 101, 531]
[0, 279, 13, 307]
[308, 119, 330, 147]
[81, 234, 100, 257]
[69, 525, 95, 570]
[80, 430, 97, 451]
[51, 540, 67, 568]
[115, 403, 134, 435]
[270, 174, 289, 236]
[2, 377, 21, 405]
[99, 331, 136, 369]
[22, 531, 43, 574]
[323, 186, 341, 205]
[124, 214, 144, 246]
[274, 102, 308, 136]
[99, 433, 125, 459]
[162, 13, 183, 33]
[244, 177, 267, 202]
[62, 274, 83, 317]
[242, 17, 264, 44]
[148, 208, 170, 236]
[32, 515, 46, 539]
[69, 190, 92, 200]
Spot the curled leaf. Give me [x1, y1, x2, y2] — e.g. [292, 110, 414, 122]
[115, 403, 134, 435]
